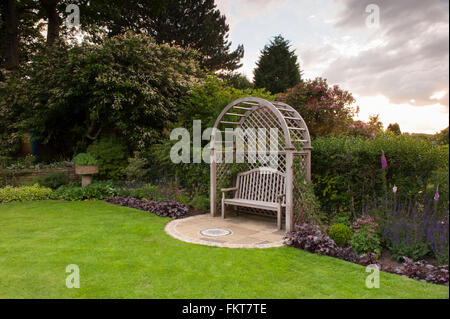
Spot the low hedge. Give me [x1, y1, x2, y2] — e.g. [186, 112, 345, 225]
[0, 184, 53, 203]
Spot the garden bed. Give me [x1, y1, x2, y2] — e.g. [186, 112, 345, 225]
[285, 223, 449, 286]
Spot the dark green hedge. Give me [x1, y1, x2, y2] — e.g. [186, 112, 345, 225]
[310, 134, 449, 215]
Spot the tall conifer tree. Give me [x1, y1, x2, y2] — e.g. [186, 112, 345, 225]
[254, 35, 301, 94]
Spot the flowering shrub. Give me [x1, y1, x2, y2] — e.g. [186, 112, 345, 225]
[277, 77, 356, 137]
[347, 120, 379, 138]
[350, 216, 382, 256]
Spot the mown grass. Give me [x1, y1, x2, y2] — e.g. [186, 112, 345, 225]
[0, 200, 448, 299]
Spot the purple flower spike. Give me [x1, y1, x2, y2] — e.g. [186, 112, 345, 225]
[381, 151, 388, 169]
[434, 186, 440, 201]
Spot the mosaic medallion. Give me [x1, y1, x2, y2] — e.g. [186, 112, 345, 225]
[200, 228, 232, 237]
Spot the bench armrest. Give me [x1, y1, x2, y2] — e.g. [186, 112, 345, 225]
[221, 187, 238, 193]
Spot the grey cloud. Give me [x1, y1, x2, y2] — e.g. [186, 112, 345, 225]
[318, 0, 449, 106]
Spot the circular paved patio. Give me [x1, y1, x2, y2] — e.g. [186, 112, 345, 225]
[165, 213, 285, 248]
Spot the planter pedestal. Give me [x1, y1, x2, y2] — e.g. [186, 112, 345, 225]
[81, 175, 93, 188]
[75, 165, 99, 188]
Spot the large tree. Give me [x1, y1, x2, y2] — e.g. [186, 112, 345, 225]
[254, 35, 301, 94]
[146, 0, 244, 72]
[0, 0, 44, 70]
[93, 0, 243, 72]
[1, 0, 243, 72]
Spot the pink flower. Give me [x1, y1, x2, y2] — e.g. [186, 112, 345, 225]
[367, 234, 372, 239]
[329, 104, 336, 109]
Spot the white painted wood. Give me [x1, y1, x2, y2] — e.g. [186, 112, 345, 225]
[285, 151, 294, 232]
[210, 149, 216, 217]
[221, 167, 286, 228]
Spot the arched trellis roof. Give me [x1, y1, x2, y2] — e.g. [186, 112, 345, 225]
[211, 97, 311, 151]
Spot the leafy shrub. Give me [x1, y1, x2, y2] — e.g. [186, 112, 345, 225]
[189, 194, 210, 211]
[389, 241, 430, 263]
[394, 257, 449, 285]
[73, 153, 97, 166]
[54, 181, 127, 201]
[0, 184, 53, 203]
[329, 223, 353, 247]
[293, 159, 323, 225]
[285, 223, 339, 256]
[6, 155, 36, 170]
[104, 196, 188, 219]
[331, 210, 353, 226]
[350, 215, 382, 256]
[124, 152, 149, 183]
[130, 184, 163, 201]
[285, 223, 369, 264]
[37, 172, 70, 190]
[87, 137, 129, 180]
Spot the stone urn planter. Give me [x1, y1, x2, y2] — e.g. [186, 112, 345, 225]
[73, 153, 99, 188]
[75, 165, 99, 187]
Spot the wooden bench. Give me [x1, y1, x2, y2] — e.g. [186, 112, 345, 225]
[221, 167, 286, 229]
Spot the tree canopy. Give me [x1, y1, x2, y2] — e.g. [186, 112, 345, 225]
[3, 33, 204, 156]
[254, 35, 301, 94]
[0, 0, 243, 72]
[387, 123, 402, 135]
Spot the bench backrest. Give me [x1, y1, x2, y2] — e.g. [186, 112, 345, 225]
[235, 167, 286, 204]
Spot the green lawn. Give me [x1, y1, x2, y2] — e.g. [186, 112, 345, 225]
[0, 200, 448, 299]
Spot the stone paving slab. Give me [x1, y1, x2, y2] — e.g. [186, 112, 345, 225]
[165, 213, 286, 249]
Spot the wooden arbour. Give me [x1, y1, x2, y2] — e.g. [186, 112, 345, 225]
[210, 97, 311, 232]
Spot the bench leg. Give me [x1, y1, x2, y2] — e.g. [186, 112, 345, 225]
[222, 198, 226, 219]
[277, 205, 282, 230]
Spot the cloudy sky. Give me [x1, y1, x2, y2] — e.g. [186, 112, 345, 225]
[216, 0, 449, 134]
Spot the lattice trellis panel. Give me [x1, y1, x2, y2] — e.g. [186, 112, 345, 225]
[292, 151, 312, 225]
